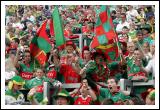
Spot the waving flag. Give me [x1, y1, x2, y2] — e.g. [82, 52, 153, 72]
[52, 7, 66, 47]
[90, 5, 117, 49]
[90, 5, 119, 62]
[30, 20, 52, 66]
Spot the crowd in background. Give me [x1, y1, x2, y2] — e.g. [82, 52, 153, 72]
[5, 5, 155, 105]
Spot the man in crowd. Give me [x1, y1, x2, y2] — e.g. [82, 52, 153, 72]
[53, 88, 74, 105]
[97, 77, 131, 104]
[5, 75, 25, 105]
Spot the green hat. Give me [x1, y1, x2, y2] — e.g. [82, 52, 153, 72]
[53, 89, 74, 104]
[8, 75, 25, 90]
[11, 75, 25, 85]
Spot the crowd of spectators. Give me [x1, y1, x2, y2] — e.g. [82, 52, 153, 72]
[5, 5, 155, 105]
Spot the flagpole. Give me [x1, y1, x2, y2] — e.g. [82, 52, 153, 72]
[114, 37, 123, 63]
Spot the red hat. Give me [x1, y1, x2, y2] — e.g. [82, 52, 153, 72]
[141, 88, 155, 101]
[65, 40, 76, 50]
[82, 46, 90, 59]
[92, 49, 106, 60]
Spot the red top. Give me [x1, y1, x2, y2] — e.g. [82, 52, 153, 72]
[74, 95, 92, 105]
[20, 72, 33, 80]
[47, 69, 57, 79]
[60, 64, 81, 83]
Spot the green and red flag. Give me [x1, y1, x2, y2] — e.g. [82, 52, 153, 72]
[90, 5, 119, 62]
[30, 20, 52, 66]
[52, 7, 66, 47]
[90, 5, 117, 49]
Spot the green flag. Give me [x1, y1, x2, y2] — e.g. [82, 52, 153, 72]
[52, 7, 66, 47]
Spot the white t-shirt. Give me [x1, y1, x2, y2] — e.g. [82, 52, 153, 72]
[126, 9, 139, 22]
[145, 56, 155, 79]
[12, 22, 24, 29]
[126, 9, 139, 18]
[116, 21, 130, 33]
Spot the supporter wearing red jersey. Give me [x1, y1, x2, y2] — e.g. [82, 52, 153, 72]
[73, 79, 97, 105]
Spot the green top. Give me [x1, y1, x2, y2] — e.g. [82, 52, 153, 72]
[5, 89, 23, 100]
[127, 63, 141, 80]
[85, 61, 120, 82]
[99, 88, 131, 102]
[16, 62, 34, 89]
[17, 63, 34, 73]
[5, 89, 25, 105]
[26, 76, 53, 104]
[128, 30, 137, 40]
[26, 76, 55, 89]
[126, 56, 134, 68]
[143, 36, 152, 45]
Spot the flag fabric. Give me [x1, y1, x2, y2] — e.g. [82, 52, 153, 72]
[90, 5, 119, 62]
[104, 40, 119, 62]
[52, 7, 66, 47]
[30, 20, 52, 66]
[49, 19, 54, 37]
[46, 19, 54, 37]
[95, 39, 119, 62]
[90, 5, 117, 49]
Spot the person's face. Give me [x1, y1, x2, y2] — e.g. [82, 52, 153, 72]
[140, 18, 145, 25]
[107, 78, 117, 93]
[10, 40, 16, 46]
[122, 28, 128, 34]
[137, 33, 143, 40]
[56, 97, 68, 105]
[83, 50, 91, 60]
[24, 52, 31, 63]
[120, 43, 126, 51]
[35, 69, 44, 78]
[143, 43, 150, 53]
[66, 54, 75, 65]
[20, 39, 25, 46]
[80, 88, 88, 97]
[130, 23, 135, 29]
[116, 11, 121, 18]
[24, 46, 30, 51]
[121, 14, 126, 22]
[27, 24, 33, 30]
[127, 43, 135, 53]
[142, 29, 148, 35]
[82, 79, 88, 88]
[9, 53, 15, 61]
[134, 50, 142, 59]
[150, 44, 155, 55]
[123, 34, 128, 42]
[13, 84, 22, 90]
[128, 5, 133, 10]
[95, 55, 104, 65]
[66, 45, 74, 54]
